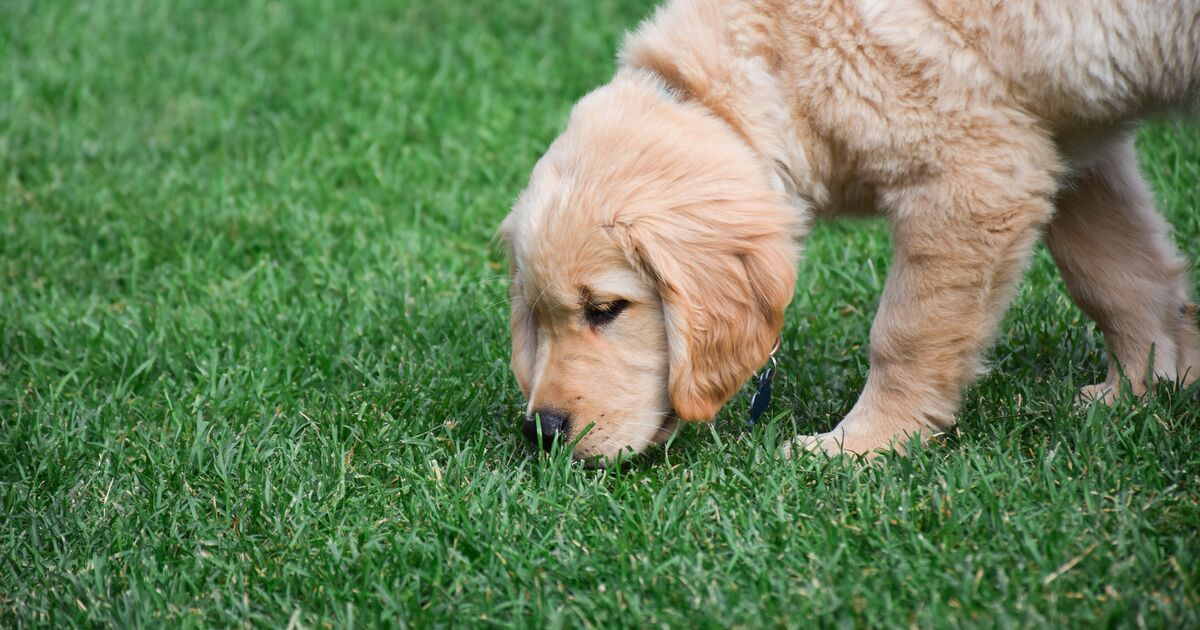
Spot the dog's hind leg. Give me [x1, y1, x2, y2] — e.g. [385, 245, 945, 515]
[1045, 135, 1200, 402]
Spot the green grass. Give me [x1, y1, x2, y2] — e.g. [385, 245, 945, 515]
[2, 0, 1198, 626]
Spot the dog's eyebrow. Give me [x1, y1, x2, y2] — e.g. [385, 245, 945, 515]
[580, 271, 653, 303]
[579, 287, 622, 305]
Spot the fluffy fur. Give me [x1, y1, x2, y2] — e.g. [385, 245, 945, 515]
[500, 0, 1200, 464]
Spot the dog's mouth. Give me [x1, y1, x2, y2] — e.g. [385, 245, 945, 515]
[572, 411, 678, 468]
[648, 412, 679, 446]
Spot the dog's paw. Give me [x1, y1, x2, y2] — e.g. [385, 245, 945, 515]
[781, 404, 947, 461]
[782, 423, 923, 460]
[1076, 383, 1118, 406]
[781, 431, 844, 458]
[788, 431, 877, 459]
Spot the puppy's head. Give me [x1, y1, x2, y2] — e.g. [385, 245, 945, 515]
[499, 72, 800, 465]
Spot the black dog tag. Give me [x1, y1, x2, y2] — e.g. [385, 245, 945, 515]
[747, 366, 774, 426]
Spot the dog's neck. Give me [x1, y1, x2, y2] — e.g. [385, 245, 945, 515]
[618, 0, 836, 217]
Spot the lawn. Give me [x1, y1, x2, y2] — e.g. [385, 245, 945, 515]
[2, 0, 1198, 626]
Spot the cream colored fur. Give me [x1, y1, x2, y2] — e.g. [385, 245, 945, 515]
[500, 0, 1200, 463]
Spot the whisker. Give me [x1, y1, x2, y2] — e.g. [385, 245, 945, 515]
[459, 275, 511, 290]
[483, 296, 514, 312]
[530, 284, 551, 311]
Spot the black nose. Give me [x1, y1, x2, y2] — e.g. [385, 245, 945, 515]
[523, 409, 569, 452]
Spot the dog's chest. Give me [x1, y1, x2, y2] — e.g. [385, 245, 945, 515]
[821, 179, 880, 219]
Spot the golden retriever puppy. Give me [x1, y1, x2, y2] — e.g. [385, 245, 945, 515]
[499, 0, 1200, 464]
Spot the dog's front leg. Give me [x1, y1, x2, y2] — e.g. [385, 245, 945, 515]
[790, 159, 1058, 457]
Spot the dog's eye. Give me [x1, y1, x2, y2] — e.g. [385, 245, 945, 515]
[584, 299, 630, 328]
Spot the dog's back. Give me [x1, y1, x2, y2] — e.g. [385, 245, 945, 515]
[861, 0, 1200, 125]
[624, 0, 1200, 191]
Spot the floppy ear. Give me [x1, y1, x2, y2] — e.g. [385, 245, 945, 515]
[610, 198, 798, 420]
[497, 213, 536, 398]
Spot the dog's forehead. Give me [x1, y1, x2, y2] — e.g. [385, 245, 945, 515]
[512, 165, 624, 265]
[512, 202, 648, 309]
[510, 163, 592, 250]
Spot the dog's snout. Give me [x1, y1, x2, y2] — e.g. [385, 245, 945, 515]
[523, 409, 570, 452]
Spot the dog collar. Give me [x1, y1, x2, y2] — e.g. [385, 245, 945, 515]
[746, 337, 781, 426]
